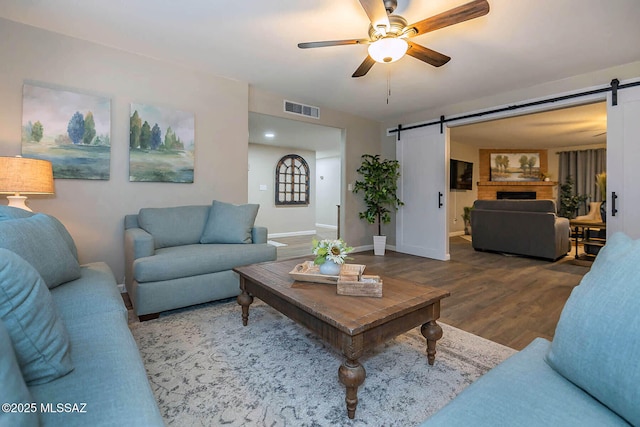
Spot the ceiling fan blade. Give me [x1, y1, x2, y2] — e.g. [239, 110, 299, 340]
[359, 0, 390, 31]
[298, 39, 369, 49]
[352, 56, 376, 78]
[407, 0, 489, 36]
[406, 42, 451, 67]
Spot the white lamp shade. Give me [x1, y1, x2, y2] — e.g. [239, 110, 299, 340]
[368, 38, 408, 63]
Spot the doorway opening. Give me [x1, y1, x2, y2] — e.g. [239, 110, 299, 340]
[248, 112, 343, 259]
[448, 101, 607, 259]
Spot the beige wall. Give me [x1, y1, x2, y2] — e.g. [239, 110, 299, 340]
[248, 144, 316, 235]
[0, 19, 249, 283]
[249, 89, 384, 249]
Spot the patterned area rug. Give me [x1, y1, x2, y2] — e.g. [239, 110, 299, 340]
[130, 299, 515, 426]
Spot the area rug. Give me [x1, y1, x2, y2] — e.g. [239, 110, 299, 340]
[130, 299, 515, 426]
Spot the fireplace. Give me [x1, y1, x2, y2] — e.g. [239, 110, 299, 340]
[497, 191, 536, 200]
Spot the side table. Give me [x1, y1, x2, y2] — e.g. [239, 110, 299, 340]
[569, 220, 606, 260]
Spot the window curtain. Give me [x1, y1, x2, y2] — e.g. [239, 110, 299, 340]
[557, 148, 606, 216]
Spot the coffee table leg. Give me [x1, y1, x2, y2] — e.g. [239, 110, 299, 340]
[338, 359, 366, 419]
[237, 290, 254, 326]
[421, 320, 443, 365]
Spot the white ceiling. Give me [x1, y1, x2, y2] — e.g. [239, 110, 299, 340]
[1, 0, 638, 124]
[2, 0, 634, 154]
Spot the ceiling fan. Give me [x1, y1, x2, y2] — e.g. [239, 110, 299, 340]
[298, 0, 490, 78]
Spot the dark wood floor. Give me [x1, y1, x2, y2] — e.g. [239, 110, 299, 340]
[271, 235, 590, 350]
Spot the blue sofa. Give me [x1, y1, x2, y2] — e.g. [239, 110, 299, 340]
[0, 207, 163, 427]
[421, 232, 639, 426]
[124, 201, 277, 320]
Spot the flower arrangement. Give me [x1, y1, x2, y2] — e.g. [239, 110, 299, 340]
[312, 239, 353, 265]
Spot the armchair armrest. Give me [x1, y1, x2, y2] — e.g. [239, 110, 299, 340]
[124, 227, 155, 287]
[251, 226, 268, 244]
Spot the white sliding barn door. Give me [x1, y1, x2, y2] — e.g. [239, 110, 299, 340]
[607, 85, 640, 238]
[395, 125, 450, 260]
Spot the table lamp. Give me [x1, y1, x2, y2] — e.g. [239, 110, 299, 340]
[0, 156, 54, 211]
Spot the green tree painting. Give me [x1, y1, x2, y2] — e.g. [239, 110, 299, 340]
[83, 111, 96, 145]
[129, 103, 195, 183]
[21, 83, 111, 180]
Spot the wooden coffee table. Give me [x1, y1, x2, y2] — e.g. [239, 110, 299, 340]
[233, 258, 450, 419]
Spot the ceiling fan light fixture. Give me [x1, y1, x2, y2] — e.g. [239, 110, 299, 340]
[368, 37, 408, 63]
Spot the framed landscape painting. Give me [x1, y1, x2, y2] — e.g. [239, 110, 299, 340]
[21, 83, 111, 180]
[490, 152, 541, 182]
[129, 103, 195, 183]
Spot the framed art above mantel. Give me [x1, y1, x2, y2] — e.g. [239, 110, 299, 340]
[489, 152, 541, 182]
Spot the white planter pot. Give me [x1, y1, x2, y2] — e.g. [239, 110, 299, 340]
[373, 235, 387, 256]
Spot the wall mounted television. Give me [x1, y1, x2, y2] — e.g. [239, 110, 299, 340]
[450, 159, 473, 190]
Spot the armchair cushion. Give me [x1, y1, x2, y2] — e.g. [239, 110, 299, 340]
[0, 249, 73, 385]
[546, 232, 640, 425]
[200, 200, 259, 244]
[0, 214, 80, 288]
[138, 205, 210, 249]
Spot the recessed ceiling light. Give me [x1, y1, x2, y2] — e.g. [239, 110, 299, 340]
[264, 132, 275, 138]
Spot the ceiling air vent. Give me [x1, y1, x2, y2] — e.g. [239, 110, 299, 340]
[284, 100, 320, 119]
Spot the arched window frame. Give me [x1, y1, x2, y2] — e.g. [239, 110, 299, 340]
[275, 154, 310, 206]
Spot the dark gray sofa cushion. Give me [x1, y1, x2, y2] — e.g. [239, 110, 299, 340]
[472, 199, 557, 213]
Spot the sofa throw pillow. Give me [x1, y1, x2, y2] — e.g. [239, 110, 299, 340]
[200, 200, 259, 244]
[0, 206, 34, 221]
[0, 214, 81, 288]
[0, 319, 39, 427]
[138, 205, 211, 249]
[47, 215, 79, 261]
[546, 232, 640, 426]
[0, 249, 74, 386]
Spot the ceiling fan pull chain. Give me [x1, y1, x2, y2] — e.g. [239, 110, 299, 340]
[387, 69, 391, 104]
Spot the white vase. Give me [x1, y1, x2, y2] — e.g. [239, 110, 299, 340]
[319, 260, 341, 275]
[373, 235, 386, 256]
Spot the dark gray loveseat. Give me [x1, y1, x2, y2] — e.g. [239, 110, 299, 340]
[470, 199, 570, 261]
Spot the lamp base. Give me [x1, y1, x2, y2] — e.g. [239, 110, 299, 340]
[6, 195, 32, 212]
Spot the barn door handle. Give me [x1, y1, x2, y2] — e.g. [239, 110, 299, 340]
[611, 191, 618, 216]
[438, 192, 443, 208]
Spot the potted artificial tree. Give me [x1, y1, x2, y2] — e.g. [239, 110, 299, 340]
[462, 206, 473, 235]
[354, 154, 403, 255]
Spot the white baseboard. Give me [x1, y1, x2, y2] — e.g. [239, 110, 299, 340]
[117, 283, 126, 294]
[268, 230, 316, 238]
[449, 230, 465, 237]
[315, 223, 338, 230]
[351, 244, 397, 253]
